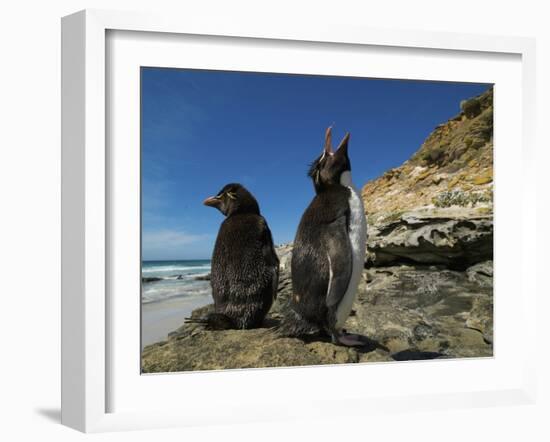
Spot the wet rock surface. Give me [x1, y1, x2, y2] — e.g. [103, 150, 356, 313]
[142, 277, 162, 283]
[348, 263, 493, 360]
[142, 250, 493, 372]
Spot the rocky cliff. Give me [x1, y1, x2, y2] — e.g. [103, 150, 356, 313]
[362, 87, 493, 216]
[142, 88, 494, 373]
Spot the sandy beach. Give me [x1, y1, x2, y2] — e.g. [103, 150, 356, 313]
[141, 259, 212, 348]
[141, 295, 211, 349]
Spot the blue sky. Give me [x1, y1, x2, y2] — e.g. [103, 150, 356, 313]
[141, 67, 490, 260]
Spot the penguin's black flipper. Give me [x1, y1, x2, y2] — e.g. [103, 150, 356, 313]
[325, 215, 353, 310]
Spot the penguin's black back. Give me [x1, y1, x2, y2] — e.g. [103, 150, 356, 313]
[290, 185, 352, 331]
[211, 212, 279, 329]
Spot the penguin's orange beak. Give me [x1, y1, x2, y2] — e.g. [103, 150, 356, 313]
[203, 196, 220, 207]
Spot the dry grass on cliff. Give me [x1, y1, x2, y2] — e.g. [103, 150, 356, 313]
[362, 87, 494, 216]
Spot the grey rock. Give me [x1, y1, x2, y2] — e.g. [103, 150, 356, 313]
[465, 294, 493, 344]
[142, 277, 162, 283]
[275, 243, 293, 273]
[193, 273, 211, 281]
[466, 260, 493, 287]
[366, 211, 493, 269]
[347, 265, 493, 360]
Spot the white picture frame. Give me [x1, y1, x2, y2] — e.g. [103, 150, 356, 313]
[61, 9, 537, 433]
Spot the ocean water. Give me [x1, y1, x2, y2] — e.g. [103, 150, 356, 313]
[141, 259, 212, 304]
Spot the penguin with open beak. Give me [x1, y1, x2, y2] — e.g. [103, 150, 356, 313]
[279, 127, 369, 346]
[188, 183, 279, 330]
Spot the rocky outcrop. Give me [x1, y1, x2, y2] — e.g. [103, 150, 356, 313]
[362, 87, 493, 215]
[142, 254, 493, 372]
[366, 208, 492, 269]
[352, 263, 493, 359]
[142, 277, 162, 283]
[143, 322, 361, 372]
[193, 273, 211, 281]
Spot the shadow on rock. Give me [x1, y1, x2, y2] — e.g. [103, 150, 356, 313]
[294, 331, 389, 355]
[391, 349, 445, 361]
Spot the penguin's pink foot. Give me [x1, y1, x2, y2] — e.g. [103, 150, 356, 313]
[332, 331, 370, 347]
[332, 331, 390, 352]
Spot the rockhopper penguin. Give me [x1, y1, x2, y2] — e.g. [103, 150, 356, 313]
[280, 127, 368, 346]
[187, 183, 279, 330]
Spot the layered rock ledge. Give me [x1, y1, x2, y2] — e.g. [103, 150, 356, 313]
[366, 208, 493, 269]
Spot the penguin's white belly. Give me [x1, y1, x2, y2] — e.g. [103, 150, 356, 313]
[335, 171, 367, 329]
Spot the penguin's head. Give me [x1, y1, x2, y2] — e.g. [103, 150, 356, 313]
[308, 127, 351, 192]
[203, 183, 260, 216]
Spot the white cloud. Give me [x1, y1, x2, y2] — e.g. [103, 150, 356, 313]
[143, 229, 206, 248]
[142, 229, 211, 260]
